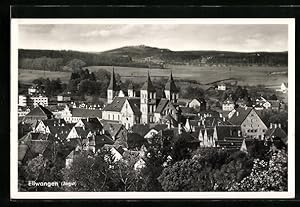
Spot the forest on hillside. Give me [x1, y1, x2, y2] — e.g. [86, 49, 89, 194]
[18, 47, 288, 72]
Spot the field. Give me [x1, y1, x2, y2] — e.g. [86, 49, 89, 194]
[86, 65, 288, 87]
[18, 69, 71, 84]
[18, 65, 288, 88]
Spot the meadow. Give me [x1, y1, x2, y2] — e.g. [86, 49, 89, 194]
[86, 65, 288, 87]
[18, 64, 288, 88]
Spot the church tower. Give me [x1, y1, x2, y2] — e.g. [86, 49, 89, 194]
[164, 71, 179, 103]
[140, 71, 156, 124]
[107, 68, 118, 104]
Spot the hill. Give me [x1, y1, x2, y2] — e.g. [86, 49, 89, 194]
[18, 45, 288, 72]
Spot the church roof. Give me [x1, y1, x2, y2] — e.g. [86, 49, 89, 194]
[103, 97, 127, 112]
[141, 71, 156, 92]
[164, 72, 179, 92]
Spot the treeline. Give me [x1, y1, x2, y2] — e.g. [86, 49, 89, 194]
[18, 48, 288, 72]
[18, 49, 150, 71]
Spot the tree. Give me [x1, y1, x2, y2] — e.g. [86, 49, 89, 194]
[66, 59, 86, 71]
[229, 150, 287, 191]
[62, 150, 114, 191]
[140, 134, 172, 191]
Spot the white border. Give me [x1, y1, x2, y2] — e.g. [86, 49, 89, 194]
[10, 18, 295, 199]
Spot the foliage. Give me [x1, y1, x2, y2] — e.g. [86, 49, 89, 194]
[140, 134, 173, 191]
[62, 149, 143, 192]
[32, 77, 65, 96]
[180, 85, 204, 99]
[229, 150, 287, 191]
[158, 148, 254, 192]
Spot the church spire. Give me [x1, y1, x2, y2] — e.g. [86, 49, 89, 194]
[141, 70, 156, 92]
[108, 67, 117, 90]
[165, 70, 179, 93]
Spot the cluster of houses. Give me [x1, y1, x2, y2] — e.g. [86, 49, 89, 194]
[18, 70, 288, 172]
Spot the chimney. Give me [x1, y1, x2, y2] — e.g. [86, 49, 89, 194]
[278, 123, 281, 128]
[178, 123, 182, 134]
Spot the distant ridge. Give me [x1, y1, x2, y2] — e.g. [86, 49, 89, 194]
[18, 45, 288, 71]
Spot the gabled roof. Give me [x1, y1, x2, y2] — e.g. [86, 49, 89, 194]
[71, 108, 102, 118]
[265, 127, 287, 139]
[155, 99, 169, 113]
[39, 119, 67, 128]
[25, 105, 53, 117]
[132, 124, 150, 137]
[180, 106, 198, 115]
[228, 107, 253, 125]
[127, 98, 141, 115]
[102, 122, 123, 138]
[81, 118, 103, 131]
[164, 72, 179, 92]
[94, 134, 114, 148]
[141, 71, 156, 92]
[74, 127, 89, 138]
[103, 97, 126, 112]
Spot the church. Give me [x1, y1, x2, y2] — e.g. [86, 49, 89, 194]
[102, 69, 181, 129]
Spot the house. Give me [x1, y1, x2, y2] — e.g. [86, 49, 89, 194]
[65, 147, 81, 168]
[23, 105, 54, 121]
[264, 123, 287, 144]
[101, 121, 126, 140]
[59, 104, 103, 123]
[144, 124, 168, 139]
[74, 118, 103, 134]
[228, 107, 267, 139]
[154, 99, 181, 123]
[276, 82, 288, 93]
[102, 97, 141, 129]
[18, 95, 28, 107]
[222, 97, 235, 111]
[29, 95, 49, 107]
[217, 83, 226, 91]
[35, 119, 67, 134]
[188, 98, 206, 111]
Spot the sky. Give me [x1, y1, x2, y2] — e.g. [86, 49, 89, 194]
[18, 24, 288, 52]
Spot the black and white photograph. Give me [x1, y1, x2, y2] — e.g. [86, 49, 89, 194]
[10, 18, 295, 199]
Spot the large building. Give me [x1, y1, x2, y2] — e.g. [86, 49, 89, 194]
[102, 70, 181, 127]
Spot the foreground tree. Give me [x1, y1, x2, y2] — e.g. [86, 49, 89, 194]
[229, 150, 287, 191]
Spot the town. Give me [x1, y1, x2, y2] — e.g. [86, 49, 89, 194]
[17, 66, 288, 192]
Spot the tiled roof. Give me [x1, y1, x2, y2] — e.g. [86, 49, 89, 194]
[265, 127, 287, 139]
[71, 108, 102, 118]
[103, 97, 126, 112]
[94, 134, 114, 148]
[180, 106, 198, 115]
[25, 105, 53, 118]
[102, 122, 123, 138]
[155, 99, 169, 113]
[81, 118, 103, 131]
[132, 124, 150, 137]
[228, 107, 253, 125]
[40, 119, 66, 127]
[75, 127, 89, 138]
[127, 98, 141, 115]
